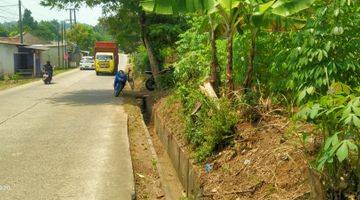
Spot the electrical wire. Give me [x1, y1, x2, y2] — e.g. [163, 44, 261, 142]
[0, 4, 17, 8]
[0, 8, 18, 16]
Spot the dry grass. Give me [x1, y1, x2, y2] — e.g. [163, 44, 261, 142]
[155, 95, 313, 200]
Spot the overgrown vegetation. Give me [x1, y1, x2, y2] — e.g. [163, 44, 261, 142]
[40, 0, 359, 198]
[142, 0, 359, 198]
[175, 86, 239, 161]
[297, 83, 360, 198]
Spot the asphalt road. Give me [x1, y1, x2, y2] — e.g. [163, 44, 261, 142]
[0, 57, 134, 200]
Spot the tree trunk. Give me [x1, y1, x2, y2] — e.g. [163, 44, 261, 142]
[243, 29, 257, 93]
[308, 167, 326, 200]
[226, 31, 234, 96]
[210, 29, 220, 96]
[139, 11, 160, 84]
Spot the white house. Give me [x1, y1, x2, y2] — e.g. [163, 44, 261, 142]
[0, 41, 19, 77]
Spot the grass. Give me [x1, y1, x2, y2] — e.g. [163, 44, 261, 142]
[0, 67, 75, 91]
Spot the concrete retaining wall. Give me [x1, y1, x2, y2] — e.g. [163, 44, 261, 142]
[154, 111, 203, 199]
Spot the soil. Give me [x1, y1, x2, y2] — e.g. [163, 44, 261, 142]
[155, 96, 312, 200]
[122, 76, 184, 200]
[123, 100, 164, 199]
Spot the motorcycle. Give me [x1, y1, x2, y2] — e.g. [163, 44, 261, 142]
[114, 70, 127, 97]
[145, 66, 174, 91]
[42, 69, 52, 84]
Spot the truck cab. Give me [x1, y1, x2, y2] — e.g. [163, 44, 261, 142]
[95, 53, 115, 74]
[94, 42, 119, 75]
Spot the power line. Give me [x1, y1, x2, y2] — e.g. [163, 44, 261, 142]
[0, 15, 18, 21]
[0, 8, 18, 16]
[0, 4, 17, 8]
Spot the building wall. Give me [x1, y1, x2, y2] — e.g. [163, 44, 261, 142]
[0, 43, 17, 76]
[41, 46, 65, 68]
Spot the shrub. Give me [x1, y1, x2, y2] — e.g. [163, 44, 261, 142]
[297, 82, 360, 198]
[177, 86, 239, 162]
[131, 45, 151, 75]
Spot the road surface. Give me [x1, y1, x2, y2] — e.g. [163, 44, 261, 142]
[0, 56, 135, 200]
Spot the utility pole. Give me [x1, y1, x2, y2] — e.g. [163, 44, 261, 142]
[57, 22, 61, 68]
[18, 0, 23, 44]
[61, 21, 65, 67]
[68, 9, 73, 27]
[63, 21, 68, 68]
[73, 9, 77, 24]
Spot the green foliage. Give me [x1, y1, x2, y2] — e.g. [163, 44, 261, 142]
[0, 22, 20, 38]
[100, 4, 141, 54]
[131, 45, 151, 75]
[174, 16, 211, 86]
[31, 20, 60, 42]
[0, 25, 8, 37]
[297, 82, 360, 196]
[23, 9, 37, 30]
[66, 24, 94, 51]
[2, 73, 22, 82]
[176, 86, 239, 162]
[284, 0, 360, 93]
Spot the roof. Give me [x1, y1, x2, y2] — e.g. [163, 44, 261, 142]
[0, 37, 20, 43]
[23, 45, 50, 51]
[0, 40, 21, 45]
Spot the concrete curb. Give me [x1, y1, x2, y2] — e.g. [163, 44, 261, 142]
[125, 114, 137, 200]
[154, 111, 203, 199]
[137, 108, 175, 199]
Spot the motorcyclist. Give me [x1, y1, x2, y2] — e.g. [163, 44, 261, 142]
[43, 61, 53, 78]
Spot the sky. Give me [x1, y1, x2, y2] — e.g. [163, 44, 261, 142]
[0, 0, 103, 26]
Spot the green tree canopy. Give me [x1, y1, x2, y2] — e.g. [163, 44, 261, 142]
[23, 9, 37, 31]
[66, 24, 94, 51]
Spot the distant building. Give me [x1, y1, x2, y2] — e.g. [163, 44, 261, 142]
[0, 32, 84, 77]
[0, 41, 18, 77]
[0, 38, 66, 77]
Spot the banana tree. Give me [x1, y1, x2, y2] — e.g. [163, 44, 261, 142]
[210, 1, 242, 94]
[242, 0, 315, 92]
[209, 14, 222, 95]
[142, 0, 242, 95]
[141, 0, 314, 94]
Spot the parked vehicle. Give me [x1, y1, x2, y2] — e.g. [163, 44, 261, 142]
[145, 67, 174, 91]
[114, 70, 127, 97]
[80, 56, 95, 70]
[94, 42, 119, 75]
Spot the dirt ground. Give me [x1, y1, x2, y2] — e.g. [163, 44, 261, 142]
[122, 76, 184, 199]
[123, 99, 165, 199]
[155, 96, 312, 200]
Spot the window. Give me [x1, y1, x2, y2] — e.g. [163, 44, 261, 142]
[96, 55, 113, 61]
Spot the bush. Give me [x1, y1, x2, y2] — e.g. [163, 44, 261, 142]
[297, 82, 360, 198]
[177, 86, 239, 162]
[131, 45, 151, 75]
[173, 16, 211, 87]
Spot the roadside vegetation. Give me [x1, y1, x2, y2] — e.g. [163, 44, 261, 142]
[41, 0, 359, 198]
